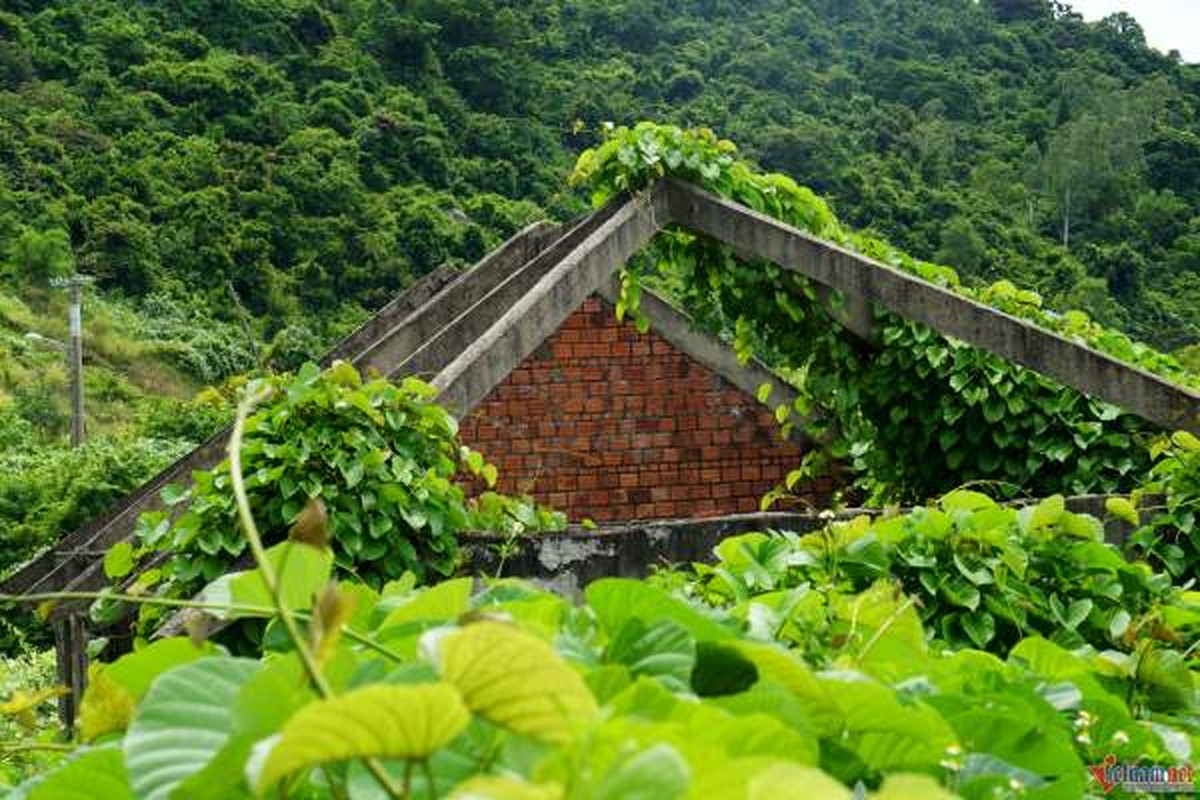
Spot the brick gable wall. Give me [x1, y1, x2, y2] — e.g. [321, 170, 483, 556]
[457, 295, 832, 522]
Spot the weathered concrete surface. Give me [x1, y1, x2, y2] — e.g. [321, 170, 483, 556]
[665, 180, 1200, 434]
[323, 265, 461, 367]
[434, 187, 669, 415]
[354, 220, 567, 377]
[460, 494, 1142, 598]
[399, 203, 625, 380]
[461, 512, 830, 597]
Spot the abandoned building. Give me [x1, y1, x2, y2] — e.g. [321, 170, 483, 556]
[4, 177, 1197, 723]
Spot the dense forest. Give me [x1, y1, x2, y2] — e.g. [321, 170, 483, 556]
[2, 0, 1200, 575]
[2, 3, 1200, 795]
[3, 0, 1200, 349]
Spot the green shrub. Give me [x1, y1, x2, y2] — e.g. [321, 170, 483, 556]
[661, 492, 1194, 659]
[133, 395, 228, 444]
[0, 436, 191, 583]
[0, 649, 62, 791]
[5, 228, 74, 286]
[133, 294, 258, 384]
[124, 362, 565, 607]
[0, 406, 34, 450]
[1125, 431, 1200, 581]
[11, 382, 68, 439]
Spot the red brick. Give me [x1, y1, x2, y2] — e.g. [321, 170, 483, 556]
[457, 293, 820, 523]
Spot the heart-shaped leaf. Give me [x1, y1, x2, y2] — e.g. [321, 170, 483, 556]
[605, 618, 695, 692]
[436, 622, 597, 743]
[251, 682, 469, 792]
[124, 657, 261, 800]
[202, 541, 332, 619]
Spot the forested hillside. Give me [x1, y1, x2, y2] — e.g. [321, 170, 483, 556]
[5, 4, 1200, 792]
[3, 0, 1200, 353]
[2, 0, 1199, 565]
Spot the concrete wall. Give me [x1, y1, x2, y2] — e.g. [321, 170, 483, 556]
[460, 494, 1145, 598]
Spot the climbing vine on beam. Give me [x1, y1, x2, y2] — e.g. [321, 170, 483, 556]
[572, 122, 1199, 502]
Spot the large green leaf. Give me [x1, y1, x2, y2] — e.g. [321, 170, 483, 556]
[1008, 637, 1086, 678]
[252, 682, 469, 792]
[819, 672, 958, 773]
[233, 653, 316, 737]
[830, 582, 927, 679]
[590, 743, 689, 800]
[202, 541, 332, 618]
[673, 704, 819, 766]
[926, 684, 1085, 799]
[733, 643, 841, 736]
[745, 763, 851, 800]
[605, 618, 695, 692]
[12, 746, 132, 800]
[585, 579, 731, 642]
[79, 638, 211, 741]
[377, 577, 474, 629]
[437, 621, 597, 743]
[123, 657, 261, 800]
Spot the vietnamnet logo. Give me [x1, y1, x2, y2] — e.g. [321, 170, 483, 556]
[1088, 754, 1195, 795]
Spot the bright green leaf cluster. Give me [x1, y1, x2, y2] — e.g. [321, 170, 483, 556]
[15, 559, 1198, 799]
[103, 362, 565, 631]
[671, 493, 1196, 662]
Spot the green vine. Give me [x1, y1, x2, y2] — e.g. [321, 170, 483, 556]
[1123, 431, 1200, 582]
[572, 122, 1197, 502]
[99, 361, 565, 632]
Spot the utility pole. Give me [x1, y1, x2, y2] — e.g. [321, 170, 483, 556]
[49, 275, 94, 448]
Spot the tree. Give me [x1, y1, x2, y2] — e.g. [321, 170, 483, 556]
[936, 216, 988, 273]
[1030, 78, 1169, 249]
[986, 0, 1052, 23]
[7, 227, 74, 285]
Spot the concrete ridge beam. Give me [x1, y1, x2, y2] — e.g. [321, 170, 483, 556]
[434, 187, 668, 415]
[354, 220, 567, 375]
[665, 179, 1200, 434]
[394, 203, 627, 381]
[322, 264, 460, 368]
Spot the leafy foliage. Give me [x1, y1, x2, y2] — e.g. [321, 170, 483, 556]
[0, 436, 192, 586]
[1125, 431, 1200, 581]
[572, 122, 1196, 501]
[666, 492, 1194, 661]
[116, 362, 565, 626]
[0, 649, 62, 789]
[11, 562, 1197, 799]
[3, 0, 1200, 353]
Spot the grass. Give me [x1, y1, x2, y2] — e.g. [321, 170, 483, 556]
[0, 287, 208, 445]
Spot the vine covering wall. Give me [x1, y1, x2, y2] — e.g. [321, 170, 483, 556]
[571, 122, 1199, 503]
